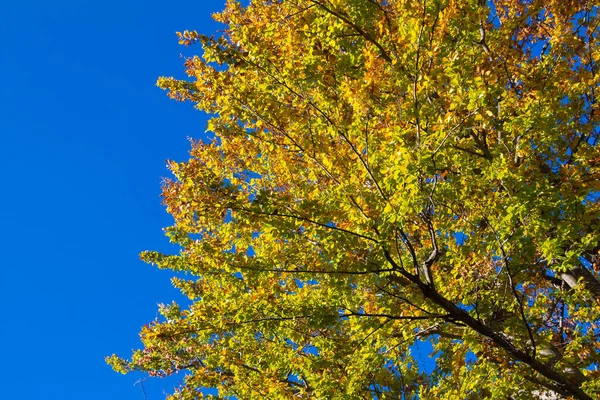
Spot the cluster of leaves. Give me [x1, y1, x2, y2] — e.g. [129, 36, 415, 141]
[108, 0, 600, 398]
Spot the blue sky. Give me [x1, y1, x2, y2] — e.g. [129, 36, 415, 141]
[0, 0, 225, 398]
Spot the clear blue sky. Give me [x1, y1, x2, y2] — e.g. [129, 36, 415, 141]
[0, 0, 224, 398]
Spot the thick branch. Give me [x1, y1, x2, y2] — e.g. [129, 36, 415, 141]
[382, 249, 592, 400]
[561, 263, 600, 302]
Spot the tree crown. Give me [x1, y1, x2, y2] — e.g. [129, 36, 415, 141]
[108, 1, 600, 398]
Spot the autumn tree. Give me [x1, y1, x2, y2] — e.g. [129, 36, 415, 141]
[108, 0, 600, 398]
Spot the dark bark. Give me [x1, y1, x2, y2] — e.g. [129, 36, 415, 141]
[383, 250, 593, 400]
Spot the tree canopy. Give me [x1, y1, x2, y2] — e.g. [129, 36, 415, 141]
[108, 0, 600, 398]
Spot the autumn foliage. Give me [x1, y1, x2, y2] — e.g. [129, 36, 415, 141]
[108, 0, 600, 398]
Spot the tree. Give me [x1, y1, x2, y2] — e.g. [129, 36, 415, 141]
[107, 0, 600, 398]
